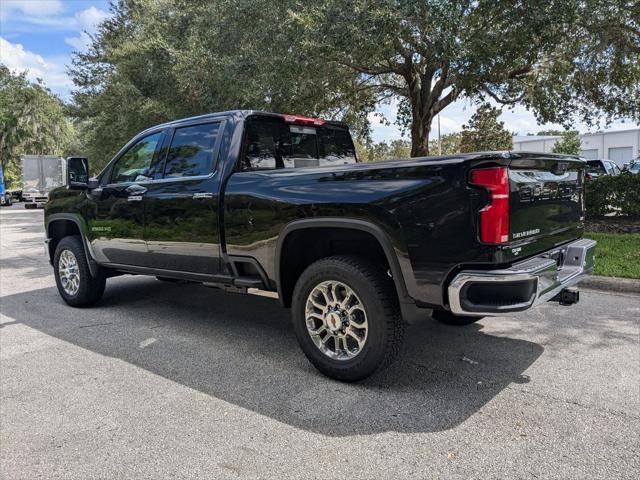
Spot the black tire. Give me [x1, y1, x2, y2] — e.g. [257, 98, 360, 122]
[432, 310, 483, 326]
[291, 255, 404, 382]
[53, 236, 106, 307]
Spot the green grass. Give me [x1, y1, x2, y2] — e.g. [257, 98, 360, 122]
[585, 232, 640, 279]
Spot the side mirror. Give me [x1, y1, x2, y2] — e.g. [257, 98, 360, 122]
[66, 156, 89, 189]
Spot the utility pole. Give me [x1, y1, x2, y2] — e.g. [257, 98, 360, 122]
[438, 114, 442, 155]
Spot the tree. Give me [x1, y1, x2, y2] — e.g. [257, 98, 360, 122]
[537, 130, 564, 136]
[459, 105, 512, 152]
[72, 0, 640, 163]
[71, 0, 378, 171]
[354, 139, 410, 161]
[0, 65, 73, 187]
[552, 131, 582, 155]
[389, 139, 411, 159]
[295, 0, 639, 156]
[429, 133, 462, 155]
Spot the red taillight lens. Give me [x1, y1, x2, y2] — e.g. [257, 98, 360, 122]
[283, 114, 326, 126]
[470, 167, 510, 244]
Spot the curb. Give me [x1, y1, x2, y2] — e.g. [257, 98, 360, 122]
[579, 275, 640, 294]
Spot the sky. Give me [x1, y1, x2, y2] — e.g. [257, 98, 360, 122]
[1, 0, 637, 144]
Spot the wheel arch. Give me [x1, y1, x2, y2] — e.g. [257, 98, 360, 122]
[46, 214, 98, 277]
[275, 218, 411, 309]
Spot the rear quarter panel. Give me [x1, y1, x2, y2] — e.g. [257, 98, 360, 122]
[223, 155, 509, 307]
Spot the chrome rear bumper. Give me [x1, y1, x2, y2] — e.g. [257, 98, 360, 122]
[448, 238, 597, 316]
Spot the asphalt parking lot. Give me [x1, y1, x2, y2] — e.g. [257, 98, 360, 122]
[1, 204, 638, 479]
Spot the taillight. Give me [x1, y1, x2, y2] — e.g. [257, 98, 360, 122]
[470, 167, 510, 244]
[283, 114, 326, 126]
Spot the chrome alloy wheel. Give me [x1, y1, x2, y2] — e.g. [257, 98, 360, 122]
[305, 280, 368, 360]
[58, 249, 80, 296]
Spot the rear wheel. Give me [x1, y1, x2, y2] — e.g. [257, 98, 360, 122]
[54, 236, 105, 307]
[432, 310, 483, 326]
[291, 255, 404, 381]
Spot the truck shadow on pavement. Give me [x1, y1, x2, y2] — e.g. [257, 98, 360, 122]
[1, 277, 544, 436]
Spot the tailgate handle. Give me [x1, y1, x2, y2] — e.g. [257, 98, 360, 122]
[193, 192, 214, 199]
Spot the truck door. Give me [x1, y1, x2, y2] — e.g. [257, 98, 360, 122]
[143, 121, 223, 275]
[86, 131, 165, 266]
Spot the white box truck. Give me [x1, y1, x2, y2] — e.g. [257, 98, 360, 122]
[21, 155, 66, 208]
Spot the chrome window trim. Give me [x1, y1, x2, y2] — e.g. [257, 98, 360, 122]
[97, 117, 229, 186]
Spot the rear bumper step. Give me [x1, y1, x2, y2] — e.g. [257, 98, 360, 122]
[448, 238, 597, 316]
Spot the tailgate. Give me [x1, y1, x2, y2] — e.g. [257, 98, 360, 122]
[508, 154, 585, 252]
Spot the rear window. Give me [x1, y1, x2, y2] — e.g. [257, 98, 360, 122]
[241, 117, 357, 170]
[586, 160, 606, 175]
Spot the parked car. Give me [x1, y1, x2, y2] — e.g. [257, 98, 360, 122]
[585, 159, 622, 180]
[43, 110, 596, 381]
[625, 161, 640, 174]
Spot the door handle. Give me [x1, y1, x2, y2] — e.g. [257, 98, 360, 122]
[193, 192, 214, 199]
[126, 184, 147, 195]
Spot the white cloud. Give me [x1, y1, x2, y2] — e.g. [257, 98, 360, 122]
[0, 0, 64, 20]
[76, 5, 109, 30]
[430, 115, 461, 135]
[0, 36, 72, 97]
[64, 31, 92, 50]
[65, 6, 110, 51]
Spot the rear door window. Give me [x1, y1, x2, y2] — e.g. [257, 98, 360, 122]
[163, 123, 220, 178]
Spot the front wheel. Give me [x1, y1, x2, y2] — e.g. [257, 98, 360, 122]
[291, 255, 404, 382]
[54, 236, 106, 307]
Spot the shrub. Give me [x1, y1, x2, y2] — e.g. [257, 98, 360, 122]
[585, 171, 640, 218]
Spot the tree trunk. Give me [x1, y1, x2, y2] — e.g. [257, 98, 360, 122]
[410, 114, 431, 157]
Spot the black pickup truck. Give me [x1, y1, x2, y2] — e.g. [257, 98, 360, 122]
[44, 110, 596, 380]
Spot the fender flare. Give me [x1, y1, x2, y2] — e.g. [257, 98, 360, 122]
[274, 217, 413, 304]
[46, 214, 99, 277]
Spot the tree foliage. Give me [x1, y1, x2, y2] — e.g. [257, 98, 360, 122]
[536, 129, 564, 136]
[0, 65, 73, 187]
[586, 172, 640, 218]
[428, 132, 462, 155]
[71, 0, 640, 165]
[294, 0, 639, 156]
[70, 0, 377, 172]
[552, 131, 582, 155]
[355, 139, 412, 162]
[459, 105, 512, 152]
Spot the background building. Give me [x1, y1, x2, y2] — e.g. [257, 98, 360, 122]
[512, 127, 640, 166]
